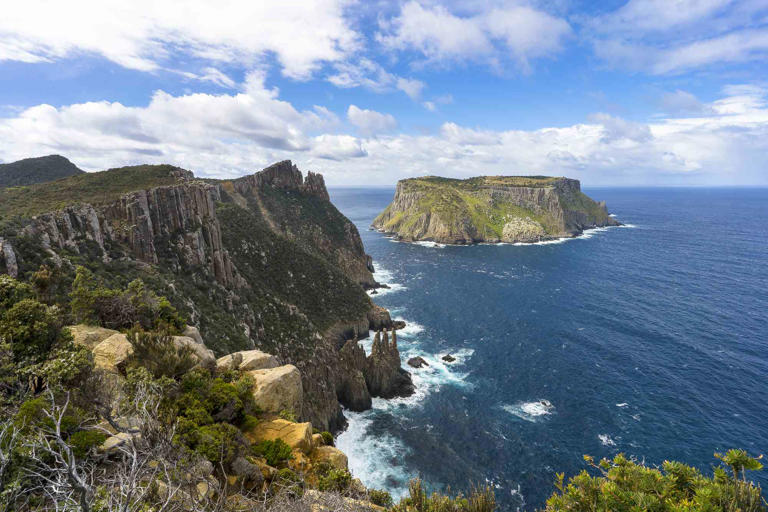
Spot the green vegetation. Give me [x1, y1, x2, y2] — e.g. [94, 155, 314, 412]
[320, 430, 334, 446]
[125, 329, 198, 379]
[253, 439, 294, 467]
[316, 465, 352, 492]
[393, 478, 497, 512]
[0, 163, 187, 219]
[0, 155, 84, 189]
[543, 453, 765, 511]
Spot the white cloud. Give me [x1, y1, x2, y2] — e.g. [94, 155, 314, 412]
[347, 105, 398, 136]
[589, 0, 768, 74]
[660, 90, 708, 115]
[0, 0, 359, 80]
[1, 83, 767, 186]
[327, 58, 426, 101]
[377, 1, 571, 71]
[396, 77, 426, 100]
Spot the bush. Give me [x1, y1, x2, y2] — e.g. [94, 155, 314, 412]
[253, 439, 293, 467]
[278, 409, 297, 422]
[193, 422, 245, 467]
[368, 489, 394, 508]
[320, 431, 334, 446]
[0, 299, 63, 362]
[317, 466, 352, 492]
[69, 430, 108, 458]
[0, 274, 32, 311]
[69, 266, 184, 332]
[126, 329, 197, 380]
[394, 478, 496, 512]
[544, 452, 765, 512]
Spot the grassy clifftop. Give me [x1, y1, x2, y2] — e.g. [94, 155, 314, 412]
[0, 164, 189, 220]
[373, 175, 619, 244]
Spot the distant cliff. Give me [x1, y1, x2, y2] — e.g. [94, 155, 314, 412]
[372, 175, 620, 244]
[0, 160, 411, 431]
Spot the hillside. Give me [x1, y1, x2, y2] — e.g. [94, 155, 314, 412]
[0, 159, 409, 431]
[372, 175, 620, 244]
[0, 154, 84, 188]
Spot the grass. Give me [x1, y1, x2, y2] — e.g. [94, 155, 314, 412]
[0, 164, 189, 220]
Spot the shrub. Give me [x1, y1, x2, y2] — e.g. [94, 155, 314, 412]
[126, 329, 197, 380]
[317, 466, 352, 493]
[0, 299, 63, 363]
[278, 409, 297, 422]
[252, 439, 293, 467]
[368, 489, 394, 508]
[320, 431, 334, 446]
[394, 478, 496, 512]
[193, 423, 245, 467]
[69, 430, 108, 458]
[543, 452, 765, 512]
[0, 274, 32, 311]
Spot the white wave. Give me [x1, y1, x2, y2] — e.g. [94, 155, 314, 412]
[618, 223, 637, 228]
[598, 434, 616, 446]
[502, 400, 555, 422]
[335, 411, 411, 498]
[369, 265, 406, 297]
[616, 403, 628, 407]
[609, 213, 617, 217]
[412, 240, 446, 248]
[394, 318, 425, 337]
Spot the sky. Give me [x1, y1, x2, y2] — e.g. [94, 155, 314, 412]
[0, 0, 767, 186]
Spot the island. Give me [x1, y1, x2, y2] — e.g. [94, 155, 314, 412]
[372, 175, 621, 244]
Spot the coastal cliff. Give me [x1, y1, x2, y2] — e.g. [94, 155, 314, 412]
[372, 175, 620, 244]
[0, 159, 411, 431]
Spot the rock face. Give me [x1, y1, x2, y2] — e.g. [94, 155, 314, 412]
[1, 159, 410, 431]
[245, 418, 313, 454]
[364, 330, 414, 399]
[68, 324, 119, 349]
[247, 365, 304, 417]
[372, 175, 621, 244]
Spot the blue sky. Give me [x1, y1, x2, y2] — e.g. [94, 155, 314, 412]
[1, 0, 767, 186]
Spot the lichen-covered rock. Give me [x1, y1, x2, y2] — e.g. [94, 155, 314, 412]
[172, 335, 215, 369]
[68, 324, 119, 349]
[217, 349, 279, 373]
[312, 446, 348, 471]
[247, 365, 303, 417]
[92, 333, 133, 373]
[245, 418, 313, 454]
[182, 325, 204, 345]
[99, 431, 139, 453]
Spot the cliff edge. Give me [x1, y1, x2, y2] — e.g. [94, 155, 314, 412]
[372, 175, 620, 244]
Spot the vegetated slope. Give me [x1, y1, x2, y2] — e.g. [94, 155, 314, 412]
[0, 160, 397, 430]
[0, 154, 84, 189]
[372, 175, 620, 244]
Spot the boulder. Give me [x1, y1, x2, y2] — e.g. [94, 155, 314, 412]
[92, 333, 133, 373]
[312, 433, 325, 448]
[407, 356, 429, 368]
[229, 456, 264, 492]
[312, 446, 348, 471]
[442, 354, 456, 363]
[247, 365, 303, 417]
[217, 349, 279, 373]
[172, 336, 215, 369]
[182, 325, 204, 345]
[245, 418, 313, 455]
[68, 324, 119, 349]
[99, 431, 139, 453]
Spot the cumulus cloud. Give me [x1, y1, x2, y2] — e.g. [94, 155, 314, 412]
[347, 105, 398, 136]
[377, 1, 571, 71]
[0, 82, 766, 186]
[0, 0, 359, 80]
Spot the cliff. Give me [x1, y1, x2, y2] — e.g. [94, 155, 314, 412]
[0, 160, 409, 431]
[372, 175, 621, 244]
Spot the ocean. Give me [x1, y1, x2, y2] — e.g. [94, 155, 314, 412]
[329, 187, 768, 511]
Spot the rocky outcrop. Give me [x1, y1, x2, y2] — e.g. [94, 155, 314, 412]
[247, 365, 304, 417]
[364, 329, 414, 399]
[336, 339, 372, 411]
[407, 356, 429, 368]
[245, 418, 313, 454]
[0, 238, 18, 278]
[68, 324, 119, 349]
[373, 175, 621, 244]
[91, 333, 133, 374]
[216, 349, 279, 373]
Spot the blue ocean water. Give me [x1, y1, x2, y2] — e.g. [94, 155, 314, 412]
[330, 187, 768, 511]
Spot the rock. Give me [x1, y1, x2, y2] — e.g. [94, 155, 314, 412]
[245, 418, 313, 455]
[172, 335, 215, 368]
[229, 456, 264, 491]
[217, 349, 279, 373]
[92, 333, 133, 373]
[68, 324, 119, 350]
[289, 448, 312, 472]
[392, 320, 406, 330]
[312, 433, 325, 448]
[407, 356, 429, 368]
[312, 446, 348, 471]
[182, 325, 204, 345]
[502, 217, 546, 243]
[442, 354, 456, 363]
[254, 458, 278, 480]
[247, 365, 303, 417]
[99, 431, 138, 453]
[336, 339, 372, 411]
[364, 330, 414, 399]
[0, 238, 18, 278]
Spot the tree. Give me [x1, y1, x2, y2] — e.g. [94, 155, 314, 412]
[0, 299, 63, 363]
